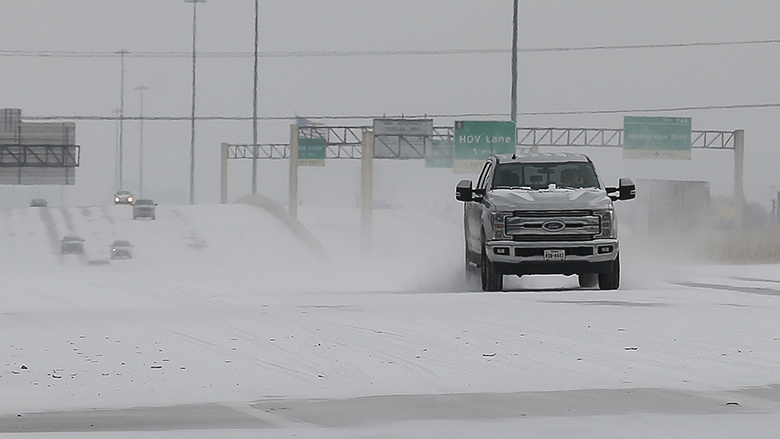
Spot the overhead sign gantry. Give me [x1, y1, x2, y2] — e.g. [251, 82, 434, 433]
[222, 119, 745, 229]
[0, 108, 80, 185]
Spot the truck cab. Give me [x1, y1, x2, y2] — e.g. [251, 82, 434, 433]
[455, 153, 635, 291]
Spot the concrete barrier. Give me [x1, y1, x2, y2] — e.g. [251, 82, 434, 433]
[235, 194, 327, 259]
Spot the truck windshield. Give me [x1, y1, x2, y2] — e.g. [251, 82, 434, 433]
[492, 162, 600, 190]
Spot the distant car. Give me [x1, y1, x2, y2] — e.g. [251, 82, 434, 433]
[132, 199, 156, 220]
[114, 190, 134, 205]
[61, 236, 84, 255]
[110, 240, 133, 259]
[30, 198, 48, 207]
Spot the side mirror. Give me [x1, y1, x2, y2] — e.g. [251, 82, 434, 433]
[618, 178, 636, 200]
[456, 180, 473, 202]
[607, 178, 636, 201]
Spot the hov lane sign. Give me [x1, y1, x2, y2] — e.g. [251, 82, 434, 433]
[453, 121, 516, 174]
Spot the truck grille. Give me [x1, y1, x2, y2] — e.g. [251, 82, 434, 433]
[505, 210, 600, 241]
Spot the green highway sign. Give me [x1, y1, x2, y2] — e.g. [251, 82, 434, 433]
[623, 116, 692, 160]
[453, 121, 516, 173]
[425, 139, 454, 168]
[298, 137, 327, 167]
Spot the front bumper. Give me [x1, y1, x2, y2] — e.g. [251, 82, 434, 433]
[133, 209, 155, 217]
[485, 238, 618, 275]
[111, 250, 132, 259]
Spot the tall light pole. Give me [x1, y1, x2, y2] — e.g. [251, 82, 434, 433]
[251, 0, 260, 194]
[117, 49, 129, 190]
[510, 0, 519, 124]
[135, 85, 149, 198]
[184, 0, 205, 205]
[112, 108, 121, 191]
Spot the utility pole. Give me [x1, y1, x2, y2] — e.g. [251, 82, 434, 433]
[135, 85, 149, 198]
[251, 0, 260, 194]
[184, 0, 205, 205]
[510, 0, 519, 124]
[117, 49, 129, 190]
[112, 108, 121, 191]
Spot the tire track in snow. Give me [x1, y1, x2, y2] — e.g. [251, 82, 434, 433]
[223, 323, 375, 386]
[1, 208, 18, 253]
[99, 205, 116, 226]
[37, 206, 64, 264]
[170, 208, 209, 253]
[155, 327, 321, 384]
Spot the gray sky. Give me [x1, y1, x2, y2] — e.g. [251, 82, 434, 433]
[2, 1, 780, 208]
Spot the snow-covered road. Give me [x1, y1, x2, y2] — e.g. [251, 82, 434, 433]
[1, 203, 780, 438]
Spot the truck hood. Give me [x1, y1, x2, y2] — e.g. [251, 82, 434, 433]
[487, 188, 612, 211]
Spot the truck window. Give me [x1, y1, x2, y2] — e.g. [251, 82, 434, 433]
[491, 162, 599, 189]
[476, 161, 493, 190]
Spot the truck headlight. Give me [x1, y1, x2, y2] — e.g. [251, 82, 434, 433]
[594, 209, 615, 239]
[490, 211, 512, 240]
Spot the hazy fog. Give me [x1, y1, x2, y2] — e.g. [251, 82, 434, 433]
[2, 1, 780, 209]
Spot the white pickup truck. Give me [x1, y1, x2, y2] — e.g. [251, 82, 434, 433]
[455, 152, 635, 291]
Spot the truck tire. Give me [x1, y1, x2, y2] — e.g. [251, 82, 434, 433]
[598, 255, 620, 290]
[578, 273, 598, 288]
[480, 241, 503, 292]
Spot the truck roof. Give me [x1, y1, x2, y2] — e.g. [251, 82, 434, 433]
[494, 152, 591, 164]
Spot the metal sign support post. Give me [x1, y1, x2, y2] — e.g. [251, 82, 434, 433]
[220, 142, 229, 204]
[288, 124, 299, 219]
[361, 131, 374, 252]
[734, 129, 745, 229]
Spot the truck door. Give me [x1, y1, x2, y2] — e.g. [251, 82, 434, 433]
[465, 160, 493, 252]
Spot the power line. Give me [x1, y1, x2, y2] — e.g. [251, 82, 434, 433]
[23, 102, 780, 123]
[3, 38, 780, 59]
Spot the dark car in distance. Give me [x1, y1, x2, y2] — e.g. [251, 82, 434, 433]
[61, 236, 84, 255]
[110, 240, 133, 259]
[30, 199, 48, 207]
[132, 199, 156, 220]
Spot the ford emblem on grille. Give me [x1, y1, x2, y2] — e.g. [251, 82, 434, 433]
[542, 220, 566, 232]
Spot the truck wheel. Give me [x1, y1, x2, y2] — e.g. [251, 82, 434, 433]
[578, 273, 598, 288]
[480, 242, 503, 292]
[598, 256, 620, 290]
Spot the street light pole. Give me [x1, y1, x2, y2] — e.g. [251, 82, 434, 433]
[251, 0, 260, 195]
[117, 49, 129, 191]
[135, 85, 149, 198]
[184, 0, 205, 205]
[510, 0, 519, 124]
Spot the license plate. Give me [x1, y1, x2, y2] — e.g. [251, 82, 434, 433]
[544, 249, 566, 261]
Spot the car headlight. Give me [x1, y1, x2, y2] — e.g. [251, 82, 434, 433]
[115, 197, 120, 202]
[128, 197, 134, 203]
